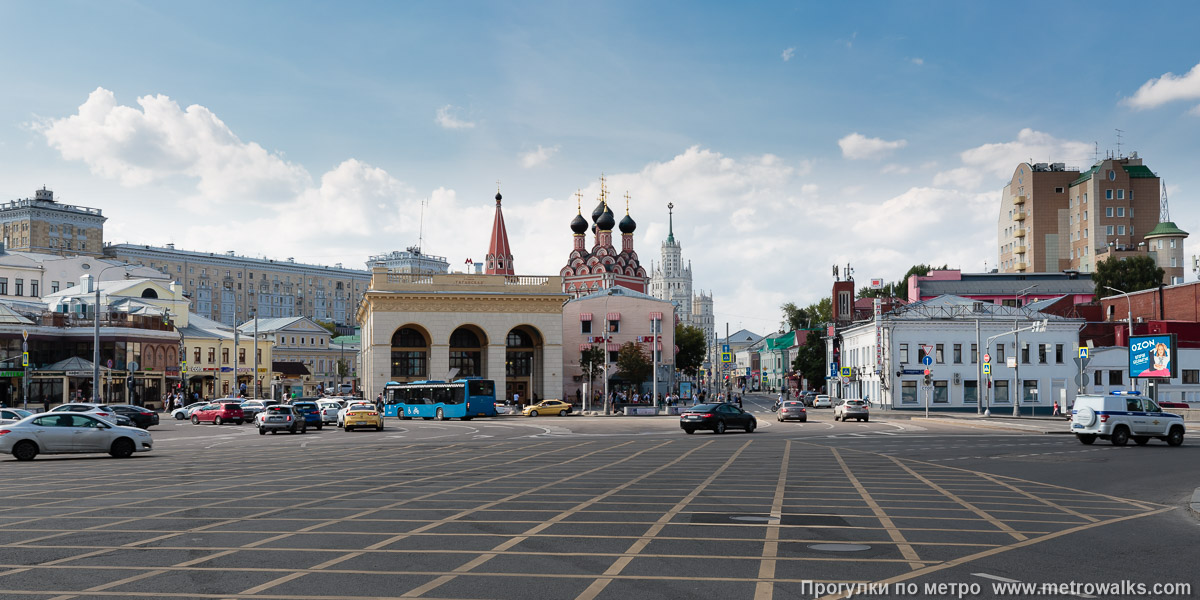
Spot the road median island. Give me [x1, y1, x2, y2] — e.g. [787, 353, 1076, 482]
[918, 416, 1065, 434]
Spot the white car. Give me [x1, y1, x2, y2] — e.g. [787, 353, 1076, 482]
[812, 395, 831, 408]
[833, 398, 869, 422]
[50, 403, 134, 427]
[1071, 392, 1184, 446]
[318, 400, 342, 424]
[170, 402, 207, 420]
[0, 408, 33, 424]
[0, 412, 153, 460]
[337, 402, 376, 427]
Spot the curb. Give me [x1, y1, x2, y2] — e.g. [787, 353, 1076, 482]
[920, 417, 1066, 435]
[1191, 489, 1200, 517]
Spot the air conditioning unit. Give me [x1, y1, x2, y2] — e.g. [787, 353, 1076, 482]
[953, 373, 962, 385]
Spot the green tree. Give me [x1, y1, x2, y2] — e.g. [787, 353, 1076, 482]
[674, 325, 706, 376]
[1093, 255, 1164, 300]
[803, 297, 833, 325]
[579, 346, 606, 390]
[791, 330, 827, 392]
[781, 302, 808, 331]
[616, 342, 653, 393]
[336, 359, 349, 378]
[857, 263, 948, 299]
[315, 320, 339, 336]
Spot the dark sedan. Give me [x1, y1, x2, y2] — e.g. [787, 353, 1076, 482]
[107, 404, 160, 429]
[680, 403, 756, 434]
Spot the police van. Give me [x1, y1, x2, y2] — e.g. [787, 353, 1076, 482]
[1070, 391, 1185, 446]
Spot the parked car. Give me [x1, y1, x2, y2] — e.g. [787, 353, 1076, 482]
[523, 399, 573, 417]
[50, 403, 134, 427]
[834, 398, 870, 422]
[337, 402, 376, 427]
[290, 401, 323, 430]
[812, 395, 831, 408]
[777, 401, 807, 422]
[1071, 392, 1184, 446]
[255, 405, 307, 435]
[107, 404, 160, 429]
[0, 412, 153, 460]
[0, 408, 33, 424]
[342, 405, 383, 431]
[317, 400, 342, 424]
[171, 402, 207, 420]
[679, 403, 757, 435]
[239, 400, 269, 422]
[191, 402, 245, 425]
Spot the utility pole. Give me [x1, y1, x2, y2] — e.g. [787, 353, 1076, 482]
[725, 322, 730, 401]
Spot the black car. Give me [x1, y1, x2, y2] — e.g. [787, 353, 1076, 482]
[107, 404, 160, 429]
[680, 403, 756, 435]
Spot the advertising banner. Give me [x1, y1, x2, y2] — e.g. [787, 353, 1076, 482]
[1129, 334, 1177, 379]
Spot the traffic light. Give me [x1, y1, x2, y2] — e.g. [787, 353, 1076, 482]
[923, 371, 931, 386]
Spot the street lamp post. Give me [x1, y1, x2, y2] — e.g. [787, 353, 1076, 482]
[1104, 285, 1135, 392]
[253, 313, 260, 398]
[92, 264, 131, 403]
[602, 289, 613, 415]
[986, 319, 1047, 418]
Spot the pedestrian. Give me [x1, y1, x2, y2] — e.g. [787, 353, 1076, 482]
[43, 396, 50, 413]
[1052, 400, 1060, 416]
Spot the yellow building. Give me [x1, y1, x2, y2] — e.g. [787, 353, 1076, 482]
[178, 313, 273, 399]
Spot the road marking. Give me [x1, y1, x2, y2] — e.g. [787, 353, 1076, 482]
[754, 439, 791, 600]
[973, 572, 1098, 598]
[887, 456, 1027, 541]
[830, 448, 925, 570]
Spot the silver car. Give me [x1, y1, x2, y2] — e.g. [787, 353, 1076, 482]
[0, 413, 153, 460]
[834, 398, 870, 422]
[255, 405, 307, 435]
[50, 403, 134, 427]
[0, 408, 33, 424]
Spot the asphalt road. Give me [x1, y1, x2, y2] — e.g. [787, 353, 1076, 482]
[0, 394, 1196, 600]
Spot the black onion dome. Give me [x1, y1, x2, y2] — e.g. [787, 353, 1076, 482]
[619, 213, 636, 234]
[495, 192, 503, 204]
[591, 201, 606, 223]
[570, 213, 588, 234]
[597, 204, 616, 230]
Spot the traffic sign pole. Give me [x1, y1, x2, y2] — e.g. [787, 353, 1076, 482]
[21, 329, 28, 411]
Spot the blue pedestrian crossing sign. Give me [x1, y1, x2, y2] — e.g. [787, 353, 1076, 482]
[1078, 347, 1088, 359]
[983, 364, 991, 375]
[840, 367, 851, 378]
[721, 352, 732, 363]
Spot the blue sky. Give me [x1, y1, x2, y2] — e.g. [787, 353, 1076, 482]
[1, 1, 1198, 333]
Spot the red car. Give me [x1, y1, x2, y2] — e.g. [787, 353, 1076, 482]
[191, 402, 245, 425]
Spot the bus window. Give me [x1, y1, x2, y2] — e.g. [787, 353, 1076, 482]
[451, 387, 465, 405]
[468, 380, 494, 398]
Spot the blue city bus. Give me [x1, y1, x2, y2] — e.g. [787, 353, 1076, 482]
[381, 379, 497, 420]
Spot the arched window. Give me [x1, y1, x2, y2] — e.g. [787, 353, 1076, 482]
[390, 327, 427, 379]
[449, 328, 483, 377]
[140, 288, 159, 299]
[507, 330, 533, 348]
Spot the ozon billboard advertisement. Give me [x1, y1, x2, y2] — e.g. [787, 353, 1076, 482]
[1129, 334, 1177, 379]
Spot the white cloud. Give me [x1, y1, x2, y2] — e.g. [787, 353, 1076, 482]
[1122, 61, 1200, 111]
[435, 104, 475, 129]
[838, 132, 908, 160]
[519, 144, 559, 168]
[781, 47, 795, 61]
[910, 57, 924, 66]
[881, 163, 911, 175]
[932, 128, 1092, 190]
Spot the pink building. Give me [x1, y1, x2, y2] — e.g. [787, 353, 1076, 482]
[562, 287, 675, 404]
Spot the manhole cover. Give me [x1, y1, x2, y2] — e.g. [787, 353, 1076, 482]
[730, 515, 773, 522]
[808, 543, 871, 552]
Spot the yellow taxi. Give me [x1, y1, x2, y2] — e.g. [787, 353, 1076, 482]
[342, 405, 384, 431]
[522, 399, 573, 417]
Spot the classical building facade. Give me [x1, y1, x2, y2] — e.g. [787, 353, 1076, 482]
[0, 188, 107, 257]
[239, 316, 342, 396]
[105, 243, 370, 329]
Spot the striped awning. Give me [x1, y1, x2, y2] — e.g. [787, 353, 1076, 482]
[579, 313, 593, 321]
[607, 343, 620, 351]
[606, 312, 620, 320]
[649, 312, 663, 320]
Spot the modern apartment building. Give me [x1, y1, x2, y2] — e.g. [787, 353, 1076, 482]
[105, 243, 371, 330]
[997, 162, 1080, 273]
[0, 188, 106, 257]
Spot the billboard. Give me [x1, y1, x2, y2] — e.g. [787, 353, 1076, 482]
[1129, 334, 1177, 379]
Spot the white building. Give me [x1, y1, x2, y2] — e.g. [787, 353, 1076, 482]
[836, 295, 1084, 413]
[647, 204, 714, 343]
[367, 247, 450, 274]
[0, 247, 166, 302]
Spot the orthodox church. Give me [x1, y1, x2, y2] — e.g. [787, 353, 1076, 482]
[560, 176, 648, 296]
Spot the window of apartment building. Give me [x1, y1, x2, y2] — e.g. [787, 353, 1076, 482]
[1183, 370, 1199, 385]
[30, 281, 37, 297]
[0, 278, 7, 295]
[1117, 189, 1124, 199]
[1083, 210, 1087, 220]
[901, 380, 917, 404]
[207, 348, 215, 363]
[1020, 342, 1030, 364]
[1117, 207, 1125, 217]
[1106, 207, 1113, 217]
[14, 279, 22, 296]
[1093, 370, 1102, 386]
[996, 345, 1006, 363]
[201, 269, 206, 276]
[239, 349, 245, 363]
[1023, 380, 1039, 403]
[964, 380, 978, 403]
[608, 351, 618, 363]
[256, 349, 262, 362]
[953, 344, 962, 363]
[581, 320, 592, 334]
[935, 344, 944, 363]
[1038, 343, 1047, 364]
[1106, 189, 1113, 200]
[1172, 257, 1178, 268]
[1117, 226, 1125, 235]
[994, 380, 1010, 403]
[1171, 239, 1177, 249]
[608, 318, 620, 333]
[1083, 229, 1088, 239]
[1055, 344, 1064, 364]
[899, 343, 909, 364]
[1084, 193, 1088, 203]
[971, 343, 978, 364]
[1055, 187, 1064, 193]
[1106, 226, 1114, 235]
[194, 348, 201, 363]
[222, 349, 229, 364]
[1129, 226, 1134, 236]
[1108, 370, 1122, 386]
[933, 380, 948, 403]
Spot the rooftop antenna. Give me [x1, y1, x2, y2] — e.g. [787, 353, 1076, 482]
[1161, 180, 1171, 222]
[417, 196, 427, 254]
[1115, 129, 1124, 158]
[1093, 142, 1099, 163]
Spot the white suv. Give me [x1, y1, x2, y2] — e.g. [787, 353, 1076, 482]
[1070, 393, 1184, 447]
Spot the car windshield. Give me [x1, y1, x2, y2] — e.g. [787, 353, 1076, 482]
[686, 404, 720, 412]
[845, 401, 865, 406]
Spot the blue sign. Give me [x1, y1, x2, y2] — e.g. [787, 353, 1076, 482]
[901, 369, 924, 375]
[830, 362, 839, 376]
[922, 355, 933, 366]
[1129, 334, 1176, 379]
[722, 344, 730, 353]
[1078, 347, 1089, 359]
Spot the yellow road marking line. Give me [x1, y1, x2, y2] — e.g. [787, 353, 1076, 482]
[755, 439, 791, 600]
[831, 448, 924, 570]
[886, 456, 1026, 541]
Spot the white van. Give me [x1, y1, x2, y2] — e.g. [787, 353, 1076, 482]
[1070, 392, 1184, 446]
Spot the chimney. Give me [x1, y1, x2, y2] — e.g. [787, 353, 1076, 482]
[166, 243, 175, 250]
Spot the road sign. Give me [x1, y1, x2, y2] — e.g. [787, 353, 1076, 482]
[722, 344, 730, 353]
[1074, 373, 1086, 389]
[1006, 357, 1017, 368]
[840, 367, 851, 377]
[1078, 347, 1089, 359]
[21, 352, 28, 367]
[983, 353, 990, 363]
[21, 329, 28, 341]
[721, 352, 732, 363]
[129, 361, 139, 371]
[922, 355, 933, 366]
[921, 344, 935, 356]
[830, 362, 839, 376]
[983, 364, 991, 375]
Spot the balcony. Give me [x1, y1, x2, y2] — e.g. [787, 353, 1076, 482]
[1013, 195, 1026, 205]
[1014, 228, 1027, 238]
[1013, 245, 1027, 255]
[1014, 262, 1028, 271]
[1013, 210, 1026, 221]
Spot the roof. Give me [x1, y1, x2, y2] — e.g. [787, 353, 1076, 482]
[237, 316, 311, 334]
[919, 274, 1093, 296]
[720, 329, 763, 346]
[43, 356, 105, 372]
[1145, 221, 1189, 238]
[485, 193, 514, 275]
[0, 302, 35, 325]
[178, 313, 235, 340]
[1022, 295, 1067, 312]
[764, 331, 796, 350]
[567, 285, 669, 304]
[1123, 164, 1157, 178]
[885, 294, 1082, 322]
[273, 361, 311, 376]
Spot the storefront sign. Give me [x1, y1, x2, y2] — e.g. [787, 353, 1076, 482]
[0, 370, 23, 377]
